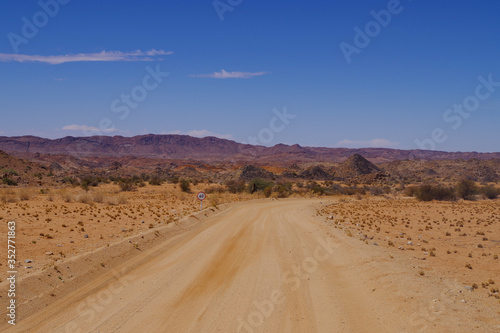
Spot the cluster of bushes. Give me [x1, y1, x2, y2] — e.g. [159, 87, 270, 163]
[405, 179, 500, 201]
[80, 176, 103, 191]
[405, 184, 457, 201]
[244, 178, 293, 198]
[225, 180, 246, 193]
[2, 177, 18, 186]
[480, 185, 500, 199]
[302, 182, 374, 196]
[114, 177, 146, 192]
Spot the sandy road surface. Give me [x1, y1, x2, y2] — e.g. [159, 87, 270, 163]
[6, 199, 499, 332]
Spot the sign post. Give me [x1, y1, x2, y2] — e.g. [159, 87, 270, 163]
[197, 191, 206, 211]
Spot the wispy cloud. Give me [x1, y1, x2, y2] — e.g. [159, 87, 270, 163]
[163, 129, 234, 140]
[191, 69, 268, 79]
[62, 124, 116, 133]
[337, 138, 399, 148]
[0, 49, 173, 65]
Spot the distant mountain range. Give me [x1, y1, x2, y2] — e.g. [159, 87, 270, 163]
[0, 134, 499, 164]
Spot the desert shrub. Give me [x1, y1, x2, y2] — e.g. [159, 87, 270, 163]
[179, 179, 191, 192]
[59, 189, 74, 202]
[0, 189, 17, 203]
[225, 179, 246, 193]
[149, 176, 164, 186]
[2, 177, 18, 186]
[404, 186, 418, 197]
[263, 187, 273, 198]
[272, 182, 292, 198]
[80, 182, 90, 191]
[456, 179, 478, 200]
[17, 188, 32, 201]
[414, 184, 456, 201]
[326, 184, 342, 195]
[80, 176, 100, 188]
[118, 179, 136, 192]
[169, 177, 179, 184]
[92, 191, 105, 203]
[77, 193, 93, 204]
[480, 185, 500, 199]
[105, 194, 127, 205]
[247, 178, 274, 194]
[306, 181, 325, 195]
[209, 193, 221, 207]
[61, 177, 79, 186]
[369, 186, 384, 196]
[341, 186, 366, 196]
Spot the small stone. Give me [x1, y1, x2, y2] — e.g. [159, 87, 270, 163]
[70, 241, 74, 243]
[84, 234, 88, 238]
[45, 252, 54, 256]
[25, 259, 33, 263]
[407, 241, 413, 245]
[57, 244, 63, 247]
[373, 242, 378, 246]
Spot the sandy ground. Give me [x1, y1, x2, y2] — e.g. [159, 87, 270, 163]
[318, 198, 500, 300]
[0, 184, 247, 280]
[2, 198, 500, 332]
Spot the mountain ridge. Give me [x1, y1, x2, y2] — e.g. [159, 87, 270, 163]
[0, 134, 499, 164]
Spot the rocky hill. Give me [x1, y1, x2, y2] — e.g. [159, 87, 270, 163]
[0, 150, 54, 185]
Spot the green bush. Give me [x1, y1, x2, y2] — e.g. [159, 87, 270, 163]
[2, 177, 18, 186]
[149, 176, 164, 186]
[118, 179, 136, 191]
[272, 182, 292, 198]
[247, 178, 273, 194]
[480, 185, 500, 199]
[456, 179, 477, 200]
[413, 184, 456, 201]
[62, 177, 79, 186]
[179, 179, 191, 192]
[306, 181, 324, 195]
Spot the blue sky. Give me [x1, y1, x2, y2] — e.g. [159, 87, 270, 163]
[0, 0, 499, 152]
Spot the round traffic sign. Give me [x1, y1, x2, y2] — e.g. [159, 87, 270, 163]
[197, 191, 206, 201]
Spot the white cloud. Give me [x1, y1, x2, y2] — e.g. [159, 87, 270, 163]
[62, 124, 116, 133]
[162, 129, 233, 140]
[191, 69, 268, 79]
[337, 139, 399, 148]
[0, 49, 173, 65]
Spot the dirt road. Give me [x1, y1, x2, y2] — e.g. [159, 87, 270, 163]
[6, 199, 499, 332]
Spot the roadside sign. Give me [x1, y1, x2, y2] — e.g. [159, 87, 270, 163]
[197, 191, 206, 210]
